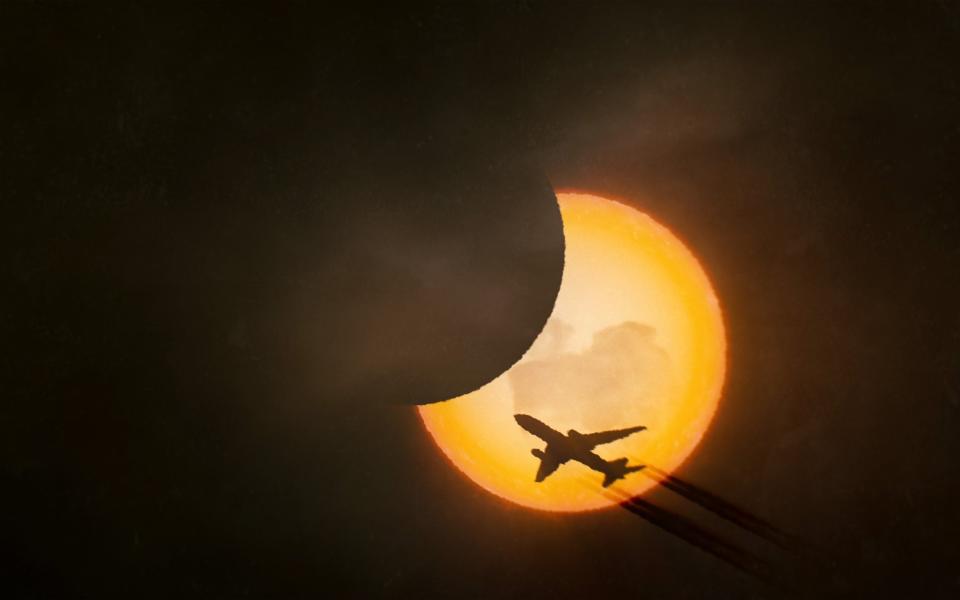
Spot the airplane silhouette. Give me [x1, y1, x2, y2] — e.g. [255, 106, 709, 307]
[514, 414, 647, 487]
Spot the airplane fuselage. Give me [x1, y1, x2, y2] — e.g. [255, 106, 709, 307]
[542, 439, 609, 472]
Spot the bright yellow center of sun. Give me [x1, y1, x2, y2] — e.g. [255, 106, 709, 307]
[418, 192, 726, 512]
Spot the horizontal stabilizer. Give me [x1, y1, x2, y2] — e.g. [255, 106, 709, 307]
[602, 458, 645, 487]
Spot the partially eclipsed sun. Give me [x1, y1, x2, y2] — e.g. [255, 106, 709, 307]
[418, 192, 726, 512]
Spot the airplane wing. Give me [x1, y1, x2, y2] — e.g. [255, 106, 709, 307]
[572, 425, 647, 449]
[534, 452, 562, 482]
[514, 414, 563, 444]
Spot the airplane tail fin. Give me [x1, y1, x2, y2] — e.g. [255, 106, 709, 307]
[602, 458, 645, 487]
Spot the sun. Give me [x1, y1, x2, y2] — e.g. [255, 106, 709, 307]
[418, 191, 726, 512]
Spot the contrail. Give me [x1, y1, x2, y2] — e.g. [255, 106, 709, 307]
[641, 465, 801, 553]
[579, 477, 776, 583]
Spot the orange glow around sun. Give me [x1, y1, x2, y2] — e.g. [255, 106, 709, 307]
[418, 192, 726, 512]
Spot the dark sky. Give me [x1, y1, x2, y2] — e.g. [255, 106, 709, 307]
[3, 2, 959, 598]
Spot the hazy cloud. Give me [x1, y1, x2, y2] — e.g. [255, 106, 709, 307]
[510, 319, 673, 432]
